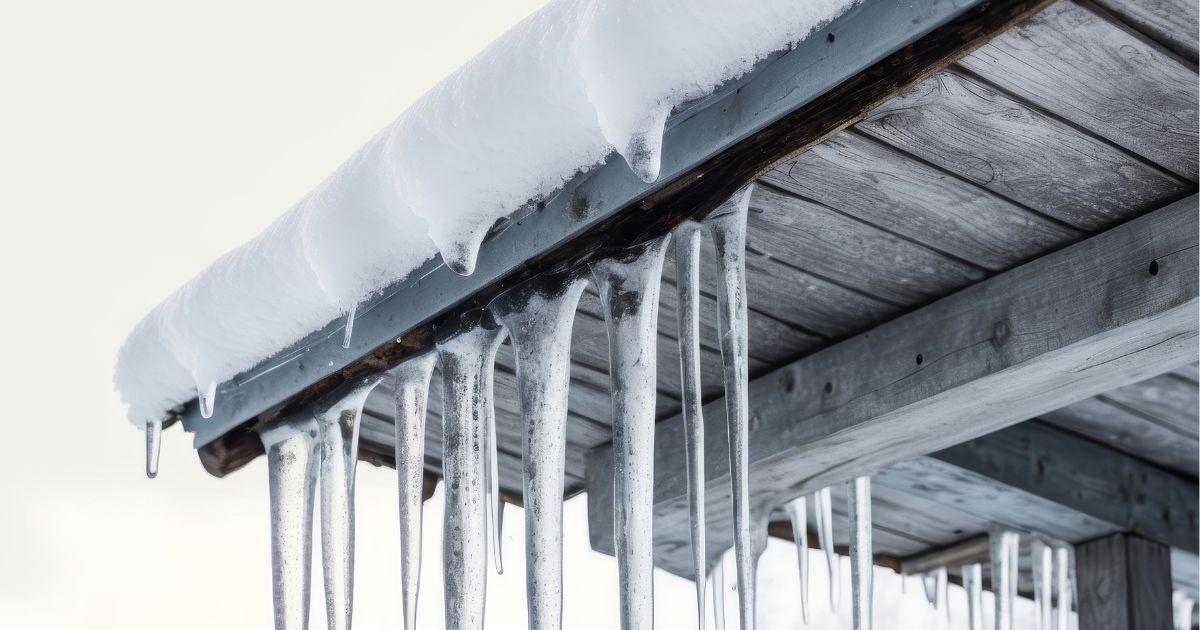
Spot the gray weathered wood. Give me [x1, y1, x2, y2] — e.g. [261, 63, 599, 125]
[1100, 374, 1200, 440]
[1077, 533, 1174, 630]
[1093, 0, 1200, 60]
[960, 1, 1199, 180]
[857, 70, 1188, 230]
[1043, 394, 1198, 476]
[762, 130, 1082, 270]
[586, 196, 1199, 578]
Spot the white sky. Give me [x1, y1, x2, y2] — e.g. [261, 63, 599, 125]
[0, 1, 1038, 628]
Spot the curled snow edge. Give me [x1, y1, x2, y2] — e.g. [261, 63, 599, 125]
[115, 0, 857, 428]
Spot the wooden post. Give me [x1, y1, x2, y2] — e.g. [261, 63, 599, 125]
[1077, 533, 1173, 630]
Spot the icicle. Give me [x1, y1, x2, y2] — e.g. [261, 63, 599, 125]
[260, 415, 322, 630]
[921, 571, 938, 607]
[591, 236, 670, 630]
[198, 381, 216, 419]
[393, 352, 437, 630]
[711, 550, 728, 630]
[962, 564, 983, 630]
[316, 376, 383, 630]
[900, 571, 907, 595]
[490, 499, 505, 574]
[704, 184, 756, 630]
[1174, 591, 1196, 630]
[485, 333, 506, 577]
[342, 304, 358, 349]
[622, 125, 665, 183]
[674, 222, 707, 629]
[936, 566, 949, 621]
[436, 321, 506, 630]
[1053, 545, 1073, 630]
[990, 529, 1021, 630]
[489, 269, 588, 630]
[144, 419, 162, 479]
[1032, 539, 1053, 630]
[849, 477, 873, 630]
[784, 496, 810, 624]
[814, 487, 839, 611]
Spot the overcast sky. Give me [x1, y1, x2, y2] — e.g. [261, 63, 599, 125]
[0, 2, 1036, 628]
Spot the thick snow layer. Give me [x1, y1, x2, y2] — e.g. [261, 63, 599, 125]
[115, 0, 856, 427]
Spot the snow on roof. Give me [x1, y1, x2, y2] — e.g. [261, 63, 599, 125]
[115, 0, 857, 427]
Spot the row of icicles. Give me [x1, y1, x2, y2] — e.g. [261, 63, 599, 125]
[140, 183, 1100, 630]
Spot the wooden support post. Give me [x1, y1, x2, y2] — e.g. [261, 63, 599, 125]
[1077, 533, 1174, 630]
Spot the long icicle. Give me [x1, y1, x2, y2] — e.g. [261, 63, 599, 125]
[962, 563, 983, 630]
[261, 414, 322, 630]
[1032, 539, 1053, 630]
[436, 321, 506, 630]
[849, 477, 873, 630]
[393, 352, 437, 630]
[485, 326, 507, 575]
[1174, 591, 1196, 630]
[814, 487, 840, 611]
[935, 566, 949, 620]
[1053, 545, 1073, 630]
[674, 222, 707, 629]
[316, 376, 384, 630]
[784, 496, 810, 624]
[712, 550, 728, 630]
[991, 529, 1021, 630]
[489, 269, 588, 630]
[704, 184, 756, 630]
[591, 236, 671, 630]
[145, 419, 162, 479]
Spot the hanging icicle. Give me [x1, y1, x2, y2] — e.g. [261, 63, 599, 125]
[316, 376, 384, 630]
[198, 381, 216, 419]
[1174, 591, 1196, 630]
[711, 549, 730, 630]
[260, 414, 322, 630]
[783, 496, 810, 624]
[1032, 539, 1053, 630]
[921, 571, 938, 608]
[962, 563, 983, 630]
[991, 529, 1021, 630]
[591, 236, 671, 630]
[814, 486, 840, 612]
[704, 184, 756, 630]
[436, 320, 506, 630]
[144, 418, 162, 479]
[1053, 545, 1073, 630]
[673, 221, 708, 629]
[489, 269, 588, 630]
[484, 328, 507, 576]
[393, 352, 437, 630]
[849, 477, 873, 630]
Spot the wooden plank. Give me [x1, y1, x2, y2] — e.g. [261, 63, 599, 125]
[1100, 374, 1200, 440]
[1093, 0, 1199, 61]
[762, 130, 1082, 270]
[1077, 533, 1174, 630]
[857, 69, 1188, 230]
[960, 1, 1199, 180]
[748, 184, 987, 304]
[928, 421, 1199, 552]
[586, 196, 1199, 578]
[1043, 395, 1198, 476]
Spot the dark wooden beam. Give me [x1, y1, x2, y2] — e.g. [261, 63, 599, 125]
[586, 196, 1199, 578]
[1077, 533, 1175, 630]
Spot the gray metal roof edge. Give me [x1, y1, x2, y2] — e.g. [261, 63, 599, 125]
[181, 0, 985, 448]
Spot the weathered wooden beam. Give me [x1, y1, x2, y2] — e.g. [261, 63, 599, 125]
[1077, 533, 1175, 630]
[585, 195, 1199, 578]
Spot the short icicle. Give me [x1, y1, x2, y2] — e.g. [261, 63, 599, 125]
[814, 487, 840, 612]
[260, 414, 322, 630]
[144, 419, 162, 479]
[783, 496, 810, 624]
[316, 376, 384, 630]
[704, 185, 756, 630]
[436, 320, 506, 630]
[674, 222, 708, 629]
[489, 269, 589, 630]
[198, 381, 217, 419]
[990, 529, 1021, 630]
[1174, 591, 1196, 630]
[962, 563, 983, 630]
[591, 236, 671, 630]
[849, 477, 873, 630]
[1032, 539, 1053, 630]
[1053, 545, 1073, 630]
[934, 566, 949, 619]
[393, 352, 437, 630]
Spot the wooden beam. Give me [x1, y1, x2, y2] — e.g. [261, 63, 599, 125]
[585, 196, 1198, 578]
[1077, 533, 1175, 630]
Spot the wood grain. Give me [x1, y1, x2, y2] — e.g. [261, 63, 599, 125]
[961, 0, 1199, 180]
[1077, 533, 1175, 630]
[1043, 395, 1198, 476]
[1094, 0, 1200, 60]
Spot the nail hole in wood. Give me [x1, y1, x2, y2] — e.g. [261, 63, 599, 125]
[916, 353, 924, 365]
[824, 381, 833, 394]
[826, 32, 835, 43]
[1149, 260, 1159, 276]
